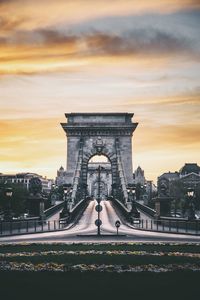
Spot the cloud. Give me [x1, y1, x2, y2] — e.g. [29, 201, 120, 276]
[126, 88, 200, 106]
[137, 124, 200, 151]
[0, 27, 198, 73]
[0, 1, 199, 180]
[0, 3, 199, 75]
[0, 1, 200, 34]
[0, 118, 65, 165]
[84, 29, 194, 57]
[0, 16, 27, 33]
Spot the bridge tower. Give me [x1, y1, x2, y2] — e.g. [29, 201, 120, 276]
[61, 113, 138, 208]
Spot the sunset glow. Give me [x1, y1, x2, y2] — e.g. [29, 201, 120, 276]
[0, 0, 199, 182]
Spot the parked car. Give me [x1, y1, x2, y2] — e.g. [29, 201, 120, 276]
[170, 213, 182, 218]
[130, 217, 141, 225]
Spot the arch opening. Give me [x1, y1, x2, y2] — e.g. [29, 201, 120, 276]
[87, 155, 112, 200]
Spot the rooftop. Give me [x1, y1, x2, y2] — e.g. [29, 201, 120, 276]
[180, 163, 200, 175]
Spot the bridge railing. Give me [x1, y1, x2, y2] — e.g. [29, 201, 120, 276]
[0, 216, 199, 237]
[130, 218, 200, 235]
[44, 201, 64, 218]
[0, 197, 89, 237]
[135, 201, 156, 217]
[0, 219, 66, 237]
[111, 197, 200, 236]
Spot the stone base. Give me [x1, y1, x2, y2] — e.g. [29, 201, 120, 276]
[155, 197, 172, 217]
[27, 195, 46, 217]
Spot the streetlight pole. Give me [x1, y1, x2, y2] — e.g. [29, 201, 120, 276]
[60, 185, 69, 219]
[97, 165, 101, 236]
[5, 187, 13, 221]
[187, 187, 195, 220]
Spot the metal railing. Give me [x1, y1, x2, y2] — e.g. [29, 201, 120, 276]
[0, 219, 68, 237]
[44, 201, 64, 218]
[130, 218, 200, 235]
[135, 201, 156, 217]
[0, 217, 199, 237]
[0, 199, 89, 237]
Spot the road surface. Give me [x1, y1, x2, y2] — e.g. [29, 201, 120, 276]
[0, 200, 200, 243]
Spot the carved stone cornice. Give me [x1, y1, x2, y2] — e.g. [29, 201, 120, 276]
[61, 125, 137, 137]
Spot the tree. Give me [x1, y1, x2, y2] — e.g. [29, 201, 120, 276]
[169, 180, 185, 215]
[194, 183, 200, 210]
[135, 183, 142, 200]
[0, 183, 28, 216]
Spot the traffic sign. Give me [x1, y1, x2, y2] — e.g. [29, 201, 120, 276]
[115, 220, 121, 228]
[95, 204, 103, 212]
[95, 219, 102, 227]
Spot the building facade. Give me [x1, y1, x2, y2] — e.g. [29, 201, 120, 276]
[133, 166, 146, 186]
[158, 163, 200, 197]
[0, 173, 53, 194]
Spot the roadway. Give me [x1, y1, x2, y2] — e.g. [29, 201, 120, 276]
[0, 200, 200, 243]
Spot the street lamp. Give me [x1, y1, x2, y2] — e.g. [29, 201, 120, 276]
[187, 188, 194, 198]
[5, 187, 13, 198]
[186, 187, 195, 220]
[60, 185, 70, 219]
[4, 187, 13, 221]
[63, 188, 68, 201]
[96, 165, 103, 236]
[132, 189, 136, 200]
[127, 187, 135, 202]
[129, 187, 140, 218]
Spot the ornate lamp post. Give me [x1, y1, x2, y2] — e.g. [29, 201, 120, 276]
[95, 165, 103, 236]
[128, 186, 140, 218]
[67, 188, 73, 211]
[127, 187, 133, 210]
[63, 186, 68, 201]
[187, 188, 195, 220]
[132, 189, 136, 203]
[60, 185, 70, 219]
[4, 187, 13, 221]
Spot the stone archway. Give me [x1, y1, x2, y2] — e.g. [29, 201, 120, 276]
[81, 146, 118, 187]
[87, 156, 112, 198]
[60, 113, 138, 206]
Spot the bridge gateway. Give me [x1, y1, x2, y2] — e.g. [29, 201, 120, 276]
[60, 113, 138, 209]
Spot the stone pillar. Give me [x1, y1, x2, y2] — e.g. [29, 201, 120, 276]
[155, 197, 172, 217]
[65, 136, 80, 184]
[119, 136, 134, 185]
[27, 195, 46, 218]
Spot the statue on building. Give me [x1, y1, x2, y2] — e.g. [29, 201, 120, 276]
[29, 177, 42, 196]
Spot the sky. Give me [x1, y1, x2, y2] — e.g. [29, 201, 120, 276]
[0, 0, 199, 183]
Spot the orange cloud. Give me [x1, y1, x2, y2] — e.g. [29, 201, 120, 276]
[0, 1, 199, 181]
[0, 1, 199, 33]
[135, 124, 200, 153]
[0, 109, 199, 182]
[0, 117, 67, 177]
[0, 30, 196, 75]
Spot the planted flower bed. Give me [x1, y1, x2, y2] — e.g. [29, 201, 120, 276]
[0, 242, 200, 299]
[0, 242, 200, 273]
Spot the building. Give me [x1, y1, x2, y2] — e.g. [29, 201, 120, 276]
[56, 166, 67, 186]
[133, 166, 145, 186]
[0, 172, 53, 194]
[180, 163, 200, 177]
[133, 166, 156, 203]
[158, 163, 200, 197]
